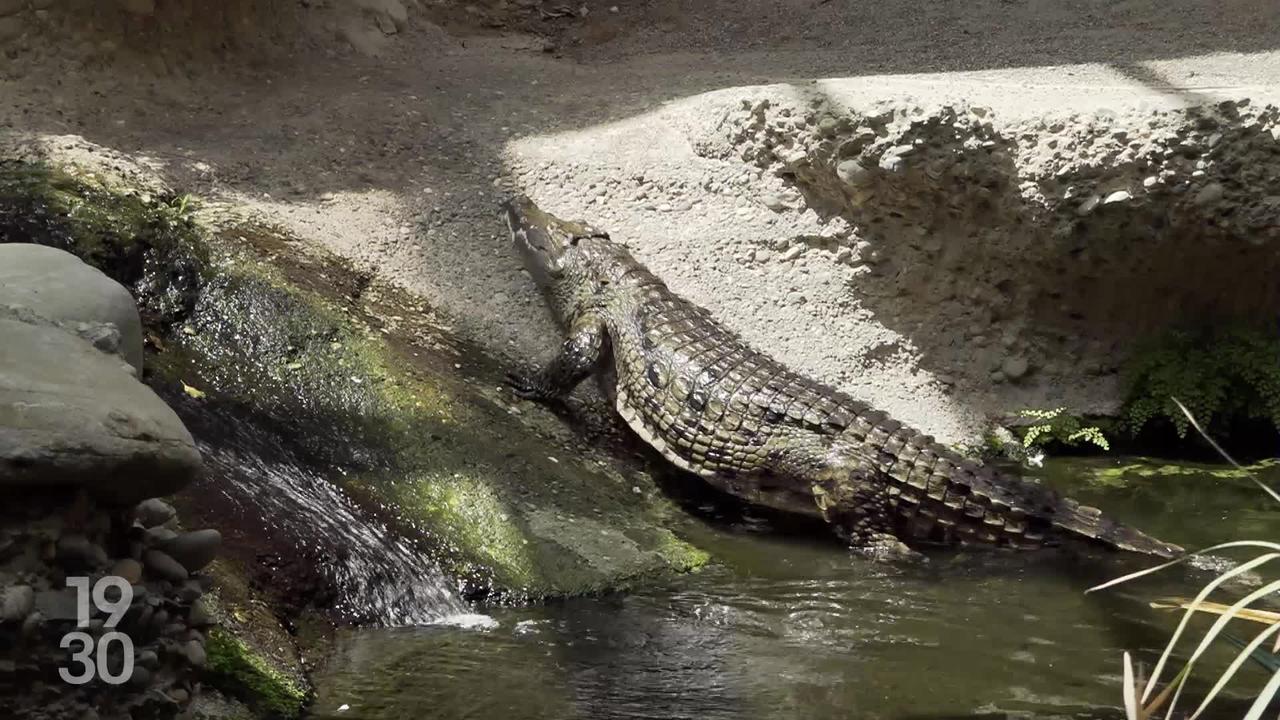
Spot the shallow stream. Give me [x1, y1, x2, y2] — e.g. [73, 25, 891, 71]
[307, 459, 1280, 719]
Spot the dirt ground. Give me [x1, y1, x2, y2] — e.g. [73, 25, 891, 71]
[2, 0, 1279, 444]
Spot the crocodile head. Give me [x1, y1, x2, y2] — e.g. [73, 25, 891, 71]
[503, 195, 614, 321]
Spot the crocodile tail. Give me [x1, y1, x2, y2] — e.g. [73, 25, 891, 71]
[1052, 499, 1183, 559]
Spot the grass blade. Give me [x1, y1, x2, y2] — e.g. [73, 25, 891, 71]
[1220, 632, 1280, 674]
[1240, 668, 1280, 720]
[1123, 652, 1140, 720]
[1171, 397, 1280, 505]
[1164, 577, 1280, 717]
[1191, 624, 1280, 719]
[1136, 553, 1279, 704]
[1150, 599, 1280, 626]
[1087, 541, 1280, 595]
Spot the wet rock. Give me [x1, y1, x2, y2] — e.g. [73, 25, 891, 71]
[143, 550, 189, 583]
[1103, 190, 1132, 205]
[135, 498, 177, 528]
[0, 244, 144, 372]
[0, 313, 204, 504]
[159, 530, 220, 573]
[0, 585, 34, 622]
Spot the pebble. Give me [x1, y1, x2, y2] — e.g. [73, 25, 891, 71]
[1142, 176, 1159, 188]
[878, 152, 906, 173]
[159, 529, 221, 573]
[1076, 195, 1101, 215]
[128, 665, 151, 688]
[184, 640, 207, 667]
[780, 245, 804, 262]
[56, 534, 107, 569]
[143, 550, 190, 583]
[169, 688, 190, 703]
[760, 193, 787, 212]
[111, 558, 143, 585]
[135, 498, 177, 528]
[1002, 356, 1030, 380]
[1, 585, 34, 622]
[1102, 190, 1132, 205]
[188, 601, 214, 627]
[836, 159, 872, 186]
[1194, 182, 1225, 207]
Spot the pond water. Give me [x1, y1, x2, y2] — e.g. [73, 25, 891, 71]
[308, 459, 1279, 720]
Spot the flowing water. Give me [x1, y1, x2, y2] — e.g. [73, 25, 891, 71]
[308, 458, 1280, 720]
[183, 406, 475, 626]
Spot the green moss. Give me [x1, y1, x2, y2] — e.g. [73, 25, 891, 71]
[206, 627, 309, 720]
[1121, 324, 1280, 439]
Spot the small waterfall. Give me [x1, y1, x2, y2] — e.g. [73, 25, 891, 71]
[181, 406, 476, 627]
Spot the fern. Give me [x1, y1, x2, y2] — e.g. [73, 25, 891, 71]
[1017, 407, 1110, 451]
[1122, 325, 1280, 438]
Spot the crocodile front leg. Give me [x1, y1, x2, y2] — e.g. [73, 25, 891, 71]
[508, 314, 608, 402]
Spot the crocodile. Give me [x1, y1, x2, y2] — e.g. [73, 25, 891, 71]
[501, 195, 1182, 560]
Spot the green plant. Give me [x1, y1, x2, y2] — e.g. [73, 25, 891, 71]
[1091, 400, 1280, 719]
[1017, 407, 1110, 451]
[1122, 325, 1280, 439]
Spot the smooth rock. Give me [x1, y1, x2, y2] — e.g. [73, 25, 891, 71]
[111, 558, 143, 585]
[135, 498, 176, 528]
[187, 600, 214, 627]
[184, 639, 206, 667]
[836, 159, 872, 186]
[1, 585, 34, 621]
[159, 529, 220, 573]
[143, 550, 189, 583]
[1102, 190, 1132, 204]
[0, 314, 204, 504]
[0, 244, 144, 372]
[128, 665, 152, 687]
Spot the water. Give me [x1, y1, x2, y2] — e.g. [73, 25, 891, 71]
[309, 458, 1280, 719]
[186, 407, 472, 626]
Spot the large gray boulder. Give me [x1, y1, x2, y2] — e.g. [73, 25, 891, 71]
[0, 243, 145, 372]
[0, 310, 202, 504]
